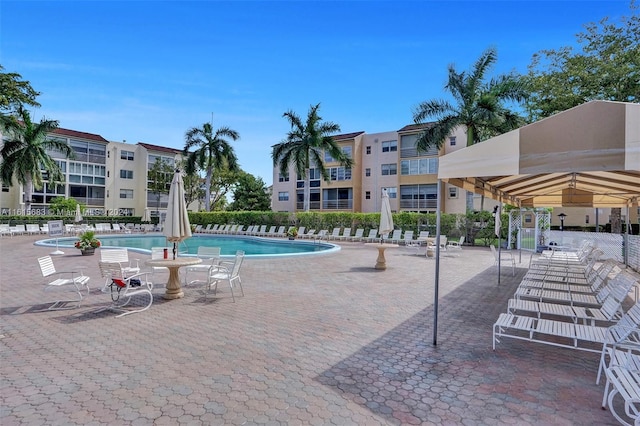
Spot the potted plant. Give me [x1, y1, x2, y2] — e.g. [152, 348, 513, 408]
[287, 227, 298, 240]
[74, 230, 101, 255]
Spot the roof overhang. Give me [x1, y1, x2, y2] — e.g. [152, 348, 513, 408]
[438, 101, 640, 208]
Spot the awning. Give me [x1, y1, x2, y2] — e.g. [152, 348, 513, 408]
[438, 101, 640, 208]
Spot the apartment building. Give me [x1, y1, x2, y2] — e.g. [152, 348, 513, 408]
[271, 124, 475, 215]
[0, 126, 184, 219]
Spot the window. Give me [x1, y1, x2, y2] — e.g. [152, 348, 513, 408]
[329, 167, 352, 181]
[120, 169, 134, 179]
[400, 158, 438, 175]
[1, 184, 9, 192]
[448, 187, 458, 198]
[324, 146, 352, 162]
[381, 140, 397, 152]
[278, 191, 289, 201]
[120, 189, 134, 199]
[68, 162, 106, 185]
[365, 168, 371, 177]
[278, 171, 289, 182]
[386, 187, 397, 199]
[322, 188, 353, 209]
[400, 134, 438, 158]
[585, 215, 590, 224]
[524, 214, 533, 223]
[381, 163, 397, 176]
[399, 184, 437, 210]
[449, 136, 456, 146]
[365, 191, 371, 200]
[366, 146, 371, 155]
[121, 150, 134, 161]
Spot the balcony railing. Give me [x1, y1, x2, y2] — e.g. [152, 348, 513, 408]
[322, 199, 353, 210]
[399, 199, 438, 210]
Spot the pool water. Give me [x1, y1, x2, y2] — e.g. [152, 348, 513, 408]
[36, 234, 339, 258]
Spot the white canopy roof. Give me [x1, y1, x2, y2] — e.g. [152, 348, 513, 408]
[438, 101, 640, 208]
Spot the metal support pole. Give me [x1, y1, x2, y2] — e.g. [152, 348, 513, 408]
[433, 180, 442, 346]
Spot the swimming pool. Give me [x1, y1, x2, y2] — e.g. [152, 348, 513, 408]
[35, 234, 340, 258]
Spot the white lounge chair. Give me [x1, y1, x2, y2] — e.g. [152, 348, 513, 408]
[493, 301, 640, 353]
[350, 228, 364, 242]
[337, 227, 352, 241]
[363, 229, 378, 242]
[327, 228, 341, 240]
[447, 236, 465, 250]
[38, 255, 90, 310]
[399, 230, 414, 245]
[389, 229, 402, 244]
[300, 229, 316, 239]
[26, 224, 41, 235]
[97, 262, 153, 317]
[601, 365, 640, 425]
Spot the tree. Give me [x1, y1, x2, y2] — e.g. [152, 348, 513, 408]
[183, 122, 240, 211]
[0, 107, 72, 211]
[49, 196, 80, 216]
[229, 172, 271, 211]
[0, 65, 41, 115]
[413, 47, 529, 150]
[272, 103, 354, 211]
[525, 1, 639, 233]
[525, 1, 639, 121]
[147, 157, 173, 210]
[178, 159, 205, 209]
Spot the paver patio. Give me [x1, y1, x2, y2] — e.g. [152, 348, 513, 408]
[0, 233, 630, 425]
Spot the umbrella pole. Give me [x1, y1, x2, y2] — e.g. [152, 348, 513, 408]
[173, 242, 177, 260]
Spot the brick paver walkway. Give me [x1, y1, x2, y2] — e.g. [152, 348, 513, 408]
[0, 233, 627, 424]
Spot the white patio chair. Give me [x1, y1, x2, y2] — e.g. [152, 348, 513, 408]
[38, 255, 90, 310]
[184, 246, 222, 285]
[198, 250, 245, 302]
[100, 248, 141, 289]
[490, 245, 515, 276]
[97, 262, 153, 317]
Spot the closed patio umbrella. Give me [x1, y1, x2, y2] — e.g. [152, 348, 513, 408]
[142, 208, 151, 223]
[74, 204, 83, 223]
[379, 188, 394, 242]
[163, 170, 192, 259]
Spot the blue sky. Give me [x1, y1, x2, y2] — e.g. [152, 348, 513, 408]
[0, 0, 632, 185]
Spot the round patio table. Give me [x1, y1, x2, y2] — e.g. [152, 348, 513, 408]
[364, 243, 399, 270]
[146, 257, 202, 299]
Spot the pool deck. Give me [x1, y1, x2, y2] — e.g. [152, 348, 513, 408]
[0, 233, 633, 425]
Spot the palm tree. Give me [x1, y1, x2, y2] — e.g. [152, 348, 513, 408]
[413, 47, 529, 150]
[182, 122, 240, 211]
[272, 103, 354, 212]
[0, 107, 72, 212]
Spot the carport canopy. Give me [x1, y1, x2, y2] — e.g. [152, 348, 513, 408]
[437, 100, 640, 208]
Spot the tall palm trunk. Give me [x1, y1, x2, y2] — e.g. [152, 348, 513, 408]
[303, 168, 310, 212]
[23, 174, 33, 212]
[205, 168, 213, 211]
